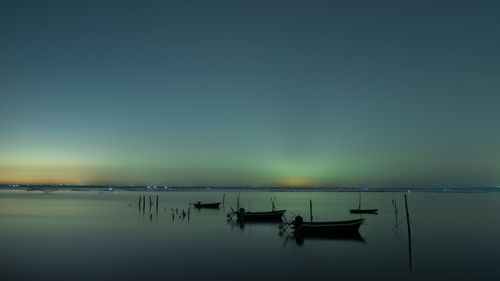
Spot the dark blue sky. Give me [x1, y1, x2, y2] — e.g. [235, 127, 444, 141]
[1, 0, 499, 187]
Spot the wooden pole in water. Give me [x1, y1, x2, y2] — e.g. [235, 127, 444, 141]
[404, 194, 413, 271]
[222, 193, 225, 205]
[142, 195, 146, 219]
[149, 195, 152, 213]
[358, 192, 361, 210]
[138, 196, 141, 211]
[309, 200, 313, 222]
[156, 195, 159, 216]
[394, 199, 399, 228]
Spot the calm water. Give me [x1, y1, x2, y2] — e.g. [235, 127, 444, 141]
[1, 189, 499, 281]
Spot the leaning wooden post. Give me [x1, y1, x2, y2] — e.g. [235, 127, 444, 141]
[142, 195, 146, 212]
[138, 196, 142, 211]
[404, 194, 413, 271]
[309, 200, 313, 222]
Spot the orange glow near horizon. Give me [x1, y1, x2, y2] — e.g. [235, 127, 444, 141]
[276, 177, 315, 187]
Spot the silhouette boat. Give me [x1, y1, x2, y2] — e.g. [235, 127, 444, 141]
[292, 215, 364, 236]
[192, 202, 221, 209]
[350, 208, 378, 214]
[228, 196, 285, 222]
[349, 193, 378, 214]
[231, 208, 286, 222]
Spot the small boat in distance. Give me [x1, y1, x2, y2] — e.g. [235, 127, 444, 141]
[231, 208, 286, 222]
[349, 193, 378, 214]
[350, 208, 378, 214]
[192, 202, 221, 209]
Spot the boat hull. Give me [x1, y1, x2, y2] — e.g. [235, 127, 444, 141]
[236, 210, 286, 222]
[350, 209, 378, 214]
[294, 218, 364, 236]
[193, 202, 221, 209]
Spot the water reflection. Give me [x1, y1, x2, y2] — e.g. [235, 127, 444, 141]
[280, 230, 366, 246]
[297, 232, 365, 246]
[227, 219, 282, 231]
[3, 190, 499, 281]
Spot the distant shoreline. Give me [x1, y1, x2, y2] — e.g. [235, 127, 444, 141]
[0, 185, 498, 193]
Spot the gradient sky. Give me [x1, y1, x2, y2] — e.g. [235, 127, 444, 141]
[1, 0, 499, 187]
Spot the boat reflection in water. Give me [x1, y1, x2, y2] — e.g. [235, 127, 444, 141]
[290, 229, 366, 246]
[227, 219, 284, 231]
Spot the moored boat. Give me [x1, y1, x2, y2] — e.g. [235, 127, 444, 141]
[292, 215, 364, 236]
[350, 208, 378, 214]
[231, 208, 286, 222]
[350, 193, 378, 214]
[192, 202, 221, 209]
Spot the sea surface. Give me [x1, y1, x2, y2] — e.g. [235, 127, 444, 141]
[1, 188, 499, 281]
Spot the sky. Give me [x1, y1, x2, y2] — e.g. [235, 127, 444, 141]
[1, 0, 499, 187]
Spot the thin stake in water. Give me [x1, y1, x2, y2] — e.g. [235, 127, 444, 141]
[309, 199, 313, 222]
[405, 194, 413, 271]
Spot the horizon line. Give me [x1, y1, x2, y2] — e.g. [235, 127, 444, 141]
[1, 183, 499, 190]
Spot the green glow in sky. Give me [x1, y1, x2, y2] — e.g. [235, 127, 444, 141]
[1, 0, 500, 187]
